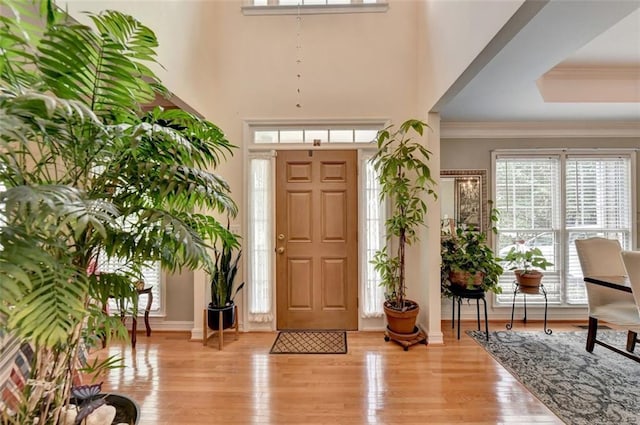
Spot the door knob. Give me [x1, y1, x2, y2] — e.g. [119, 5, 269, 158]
[277, 247, 285, 254]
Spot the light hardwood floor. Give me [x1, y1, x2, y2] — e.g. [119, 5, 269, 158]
[98, 321, 580, 425]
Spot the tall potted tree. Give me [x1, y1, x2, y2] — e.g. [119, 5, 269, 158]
[0, 1, 237, 423]
[370, 119, 437, 342]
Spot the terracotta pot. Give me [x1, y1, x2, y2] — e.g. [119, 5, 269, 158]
[448, 271, 484, 287]
[514, 270, 543, 287]
[384, 300, 419, 334]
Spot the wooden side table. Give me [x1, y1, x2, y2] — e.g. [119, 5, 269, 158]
[128, 286, 153, 349]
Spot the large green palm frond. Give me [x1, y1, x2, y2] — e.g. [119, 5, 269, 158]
[37, 9, 158, 120]
[144, 108, 235, 167]
[0, 184, 120, 347]
[0, 0, 49, 90]
[0, 88, 105, 189]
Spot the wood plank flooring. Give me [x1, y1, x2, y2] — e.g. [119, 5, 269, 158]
[97, 321, 579, 424]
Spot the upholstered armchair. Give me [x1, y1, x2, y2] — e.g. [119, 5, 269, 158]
[575, 237, 640, 353]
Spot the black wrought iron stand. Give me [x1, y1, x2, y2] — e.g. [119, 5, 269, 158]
[450, 285, 489, 340]
[506, 282, 552, 335]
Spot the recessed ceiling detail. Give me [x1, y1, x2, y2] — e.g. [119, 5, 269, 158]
[536, 65, 640, 103]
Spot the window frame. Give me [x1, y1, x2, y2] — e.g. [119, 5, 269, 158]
[242, 0, 388, 16]
[491, 148, 637, 307]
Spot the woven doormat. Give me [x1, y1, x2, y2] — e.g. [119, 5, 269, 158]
[270, 330, 347, 354]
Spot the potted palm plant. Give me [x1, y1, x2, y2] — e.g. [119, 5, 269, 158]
[0, 1, 237, 423]
[370, 119, 437, 341]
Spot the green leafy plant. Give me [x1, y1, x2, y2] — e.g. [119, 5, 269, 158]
[440, 226, 504, 297]
[369, 119, 437, 310]
[0, 1, 237, 423]
[502, 246, 553, 275]
[210, 229, 245, 308]
[440, 206, 503, 297]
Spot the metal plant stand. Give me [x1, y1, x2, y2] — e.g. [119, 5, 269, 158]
[450, 285, 489, 340]
[506, 282, 552, 335]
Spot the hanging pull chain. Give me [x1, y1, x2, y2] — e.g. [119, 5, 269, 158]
[295, 1, 302, 108]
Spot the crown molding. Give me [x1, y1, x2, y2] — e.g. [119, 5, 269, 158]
[537, 65, 640, 103]
[441, 121, 640, 139]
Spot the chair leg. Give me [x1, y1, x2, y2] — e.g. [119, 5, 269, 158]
[457, 297, 462, 340]
[476, 299, 480, 331]
[482, 296, 489, 341]
[586, 316, 598, 353]
[627, 331, 637, 352]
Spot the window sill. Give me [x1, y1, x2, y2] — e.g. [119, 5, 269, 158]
[242, 3, 388, 16]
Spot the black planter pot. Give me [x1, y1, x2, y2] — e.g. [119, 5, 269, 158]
[70, 393, 139, 425]
[107, 394, 139, 425]
[207, 302, 235, 331]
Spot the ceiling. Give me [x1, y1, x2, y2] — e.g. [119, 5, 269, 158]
[438, 0, 640, 122]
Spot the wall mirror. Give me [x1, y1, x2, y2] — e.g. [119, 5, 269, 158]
[441, 169, 488, 234]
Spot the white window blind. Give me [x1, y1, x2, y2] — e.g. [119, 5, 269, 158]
[494, 151, 634, 306]
[361, 154, 385, 318]
[495, 156, 561, 304]
[565, 156, 632, 304]
[247, 154, 274, 322]
[100, 255, 162, 313]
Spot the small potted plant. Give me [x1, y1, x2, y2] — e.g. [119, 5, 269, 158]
[502, 245, 553, 291]
[441, 225, 503, 298]
[207, 233, 245, 332]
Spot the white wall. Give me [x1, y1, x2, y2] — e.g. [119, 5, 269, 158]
[63, 0, 526, 339]
[419, 0, 525, 111]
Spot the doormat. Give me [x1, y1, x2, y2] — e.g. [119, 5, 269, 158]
[270, 330, 347, 354]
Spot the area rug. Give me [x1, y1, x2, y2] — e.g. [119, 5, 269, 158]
[269, 330, 347, 354]
[468, 330, 639, 425]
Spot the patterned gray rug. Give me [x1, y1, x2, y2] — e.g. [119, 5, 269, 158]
[468, 330, 639, 425]
[270, 330, 347, 354]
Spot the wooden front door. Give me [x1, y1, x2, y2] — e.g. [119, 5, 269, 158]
[275, 150, 358, 330]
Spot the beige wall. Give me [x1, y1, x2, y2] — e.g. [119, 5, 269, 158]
[64, 0, 423, 324]
[419, 0, 525, 110]
[63, 0, 527, 330]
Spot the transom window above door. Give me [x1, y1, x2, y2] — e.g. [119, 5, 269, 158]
[252, 126, 380, 144]
[244, 0, 388, 15]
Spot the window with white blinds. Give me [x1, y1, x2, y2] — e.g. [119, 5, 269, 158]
[100, 255, 162, 314]
[493, 151, 634, 306]
[494, 156, 561, 304]
[565, 156, 633, 304]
